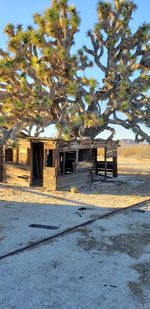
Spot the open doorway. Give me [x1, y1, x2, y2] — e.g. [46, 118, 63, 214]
[32, 142, 44, 186]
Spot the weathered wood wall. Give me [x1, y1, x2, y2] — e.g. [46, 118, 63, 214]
[42, 141, 57, 190]
[5, 139, 30, 186]
[56, 169, 92, 190]
[43, 167, 57, 190]
[0, 147, 3, 182]
[5, 163, 30, 186]
[17, 139, 30, 165]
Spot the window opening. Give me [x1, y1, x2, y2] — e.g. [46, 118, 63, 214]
[79, 149, 92, 162]
[59, 151, 76, 175]
[45, 149, 53, 167]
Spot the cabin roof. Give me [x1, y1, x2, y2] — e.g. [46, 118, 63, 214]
[17, 136, 117, 143]
[17, 136, 118, 149]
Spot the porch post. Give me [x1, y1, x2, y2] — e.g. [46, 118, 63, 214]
[62, 152, 66, 175]
[104, 147, 107, 179]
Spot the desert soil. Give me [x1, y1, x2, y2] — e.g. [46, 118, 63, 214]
[0, 156, 150, 208]
[0, 156, 150, 308]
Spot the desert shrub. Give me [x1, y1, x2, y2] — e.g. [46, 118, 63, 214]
[118, 145, 150, 159]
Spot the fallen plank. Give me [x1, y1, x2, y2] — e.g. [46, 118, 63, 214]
[29, 224, 59, 230]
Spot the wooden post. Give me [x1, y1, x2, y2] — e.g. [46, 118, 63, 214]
[113, 154, 118, 177]
[94, 148, 97, 174]
[0, 146, 3, 182]
[62, 152, 66, 175]
[30, 141, 33, 187]
[75, 150, 79, 173]
[16, 146, 19, 164]
[1, 146, 7, 183]
[104, 147, 107, 179]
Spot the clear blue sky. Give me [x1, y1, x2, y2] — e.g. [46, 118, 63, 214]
[0, 0, 150, 140]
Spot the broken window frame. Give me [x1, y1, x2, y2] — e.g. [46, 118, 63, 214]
[58, 151, 76, 176]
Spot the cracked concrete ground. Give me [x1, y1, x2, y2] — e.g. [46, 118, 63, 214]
[0, 157, 150, 308]
[0, 201, 150, 309]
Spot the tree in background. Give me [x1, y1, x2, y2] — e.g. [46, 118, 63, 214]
[0, 0, 150, 143]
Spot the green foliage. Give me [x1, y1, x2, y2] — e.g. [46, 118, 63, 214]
[63, 126, 71, 141]
[84, 95, 91, 104]
[89, 78, 97, 89]
[3, 23, 14, 37]
[120, 101, 129, 111]
[70, 14, 81, 29]
[71, 114, 83, 126]
[67, 82, 77, 96]
[0, 115, 5, 126]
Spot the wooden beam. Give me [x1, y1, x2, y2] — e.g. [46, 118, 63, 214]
[104, 147, 107, 179]
[30, 141, 33, 187]
[62, 152, 66, 175]
[75, 150, 79, 173]
[113, 155, 118, 177]
[94, 148, 98, 175]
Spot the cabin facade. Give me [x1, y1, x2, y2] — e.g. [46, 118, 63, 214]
[0, 138, 118, 190]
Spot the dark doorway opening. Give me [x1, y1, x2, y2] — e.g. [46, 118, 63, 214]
[5, 148, 13, 162]
[32, 142, 43, 186]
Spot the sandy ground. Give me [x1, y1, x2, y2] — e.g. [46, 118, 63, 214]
[0, 156, 150, 209]
[0, 157, 150, 308]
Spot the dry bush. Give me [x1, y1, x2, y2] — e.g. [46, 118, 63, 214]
[70, 186, 79, 193]
[118, 144, 150, 159]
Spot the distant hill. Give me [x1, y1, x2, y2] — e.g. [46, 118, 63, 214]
[119, 139, 136, 146]
[119, 139, 147, 145]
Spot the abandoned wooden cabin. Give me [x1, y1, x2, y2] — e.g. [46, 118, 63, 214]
[0, 137, 118, 190]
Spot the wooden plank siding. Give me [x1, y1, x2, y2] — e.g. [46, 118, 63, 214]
[5, 138, 31, 186]
[56, 169, 93, 190]
[43, 167, 57, 190]
[5, 163, 30, 186]
[0, 147, 3, 181]
[43, 142, 57, 189]
[17, 139, 31, 165]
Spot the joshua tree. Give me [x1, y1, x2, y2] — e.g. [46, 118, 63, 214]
[0, 0, 150, 144]
[82, 0, 150, 142]
[0, 0, 93, 144]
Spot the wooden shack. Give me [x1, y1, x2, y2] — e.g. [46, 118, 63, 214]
[1, 137, 118, 190]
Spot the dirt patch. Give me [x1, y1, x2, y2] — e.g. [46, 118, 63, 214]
[76, 226, 93, 236]
[108, 231, 150, 259]
[76, 226, 110, 252]
[128, 261, 150, 304]
[76, 220, 150, 259]
[77, 231, 150, 257]
[77, 235, 107, 251]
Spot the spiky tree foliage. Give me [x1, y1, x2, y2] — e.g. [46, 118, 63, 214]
[82, 0, 150, 142]
[0, 0, 93, 144]
[0, 0, 150, 143]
